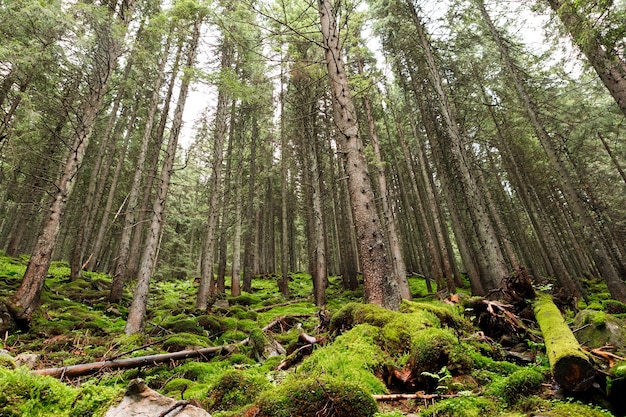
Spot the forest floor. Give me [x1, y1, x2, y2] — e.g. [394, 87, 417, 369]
[0, 254, 625, 417]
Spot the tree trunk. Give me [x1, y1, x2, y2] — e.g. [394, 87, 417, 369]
[318, 0, 400, 310]
[358, 61, 411, 300]
[197, 38, 233, 310]
[407, 1, 508, 291]
[125, 19, 201, 334]
[109, 27, 174, 303]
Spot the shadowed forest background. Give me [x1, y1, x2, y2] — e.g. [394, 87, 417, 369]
[1, 0, 626, 415]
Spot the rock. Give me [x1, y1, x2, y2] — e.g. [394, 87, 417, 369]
[105, 379, 211, 417]
[0, 348, 15, 368]
[15, 353, 39, 369]
[573, 310, 626, 356]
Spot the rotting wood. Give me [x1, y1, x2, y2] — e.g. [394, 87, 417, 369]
[534, 293, 595, 392]
[252, 298, 310, 313]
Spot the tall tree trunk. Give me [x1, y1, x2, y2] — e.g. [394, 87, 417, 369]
[231, 168, 244, 296]
[125, 19, 201, 334]
[109, 28, 175, 303]
[279, 61, 290, 297]
[318, 0, 400, 309]
[70, 35, 137, 280]
[407, 1, 508, 291]
[8, 0, 136, 323]
[242, 115, 258, 293]
[358, 61, 411, 300]
[197, 39, 234, 309]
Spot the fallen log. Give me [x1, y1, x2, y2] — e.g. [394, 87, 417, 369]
[534, 293, 595, 392]
[33, 344, 236, 379]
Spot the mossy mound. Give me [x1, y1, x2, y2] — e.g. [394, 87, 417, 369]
[296, 323, 389, 394]
[162, 332, 212, 352]
[248, 377, 378, 417]
[205, 370, 271, 412]
[0, 368, 121, 417]
[486, 368, 545, 405]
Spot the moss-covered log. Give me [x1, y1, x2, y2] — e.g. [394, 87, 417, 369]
[533, 293, 595, 391]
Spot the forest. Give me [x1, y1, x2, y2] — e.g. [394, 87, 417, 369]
[1, 0, 626, 415]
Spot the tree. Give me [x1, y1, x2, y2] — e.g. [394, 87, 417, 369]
[7, 0, 137, 324]
[544, 0, 626, 117]
[125, 9, 204, 334]
[318, 0, 401, 309]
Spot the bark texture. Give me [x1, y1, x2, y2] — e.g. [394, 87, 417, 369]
[318, 0, 400, 309]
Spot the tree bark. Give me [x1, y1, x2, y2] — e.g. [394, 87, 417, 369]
[358, 60, 411, 300]
[109, 27, 174, 303]
[318, 0, 401, 310]
[478, 0, 626, 302]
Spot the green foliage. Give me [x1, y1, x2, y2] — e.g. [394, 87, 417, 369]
[0, 368, 76, 416]
[251, 376, 378, 417]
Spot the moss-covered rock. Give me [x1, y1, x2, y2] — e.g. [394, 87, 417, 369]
[249, 376, 378, 417]
[573, 310, 626, 356]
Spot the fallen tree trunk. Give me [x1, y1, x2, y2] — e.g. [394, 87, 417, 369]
[534, 293, 595, 392]
[34, 344, 236, 379]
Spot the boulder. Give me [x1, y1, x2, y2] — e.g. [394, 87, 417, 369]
[105, 379, 211, 417]
[573, 310, 626, 356]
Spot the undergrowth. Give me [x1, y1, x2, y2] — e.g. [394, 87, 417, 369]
[0, 255, 620, 416]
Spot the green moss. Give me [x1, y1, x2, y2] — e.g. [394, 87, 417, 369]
[420, 395, 499, 417]
[400, 300, 469, 331]
[163, 315, 206, 335]
[602, 300, 626, 314]
[297, 324, 389, 394]
[0, 367, 77, 416]
[611, 360, 626, 378]
[230, 293, 262, 307]
[197, 315, 225, 335]
[486, 368, 545, 405]
[252, 376, 378, 417]
[408, 327, 472, 375]
[330, 303, 396, 334]
[466, 346, 519, 375]
[544, 401, 614, 417]
[206, 370, 271, 412]
[68, 383, 122, 417]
